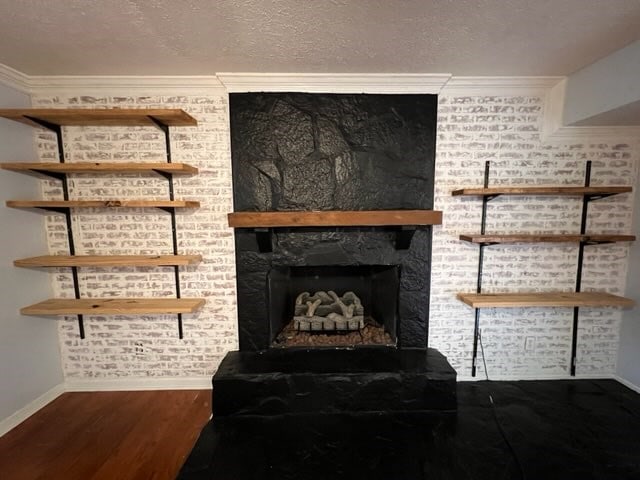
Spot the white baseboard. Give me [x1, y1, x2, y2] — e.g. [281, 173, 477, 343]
[64, 376, 212, 392]
[0, 383, 65, 437]
[612, 375, 640, 394]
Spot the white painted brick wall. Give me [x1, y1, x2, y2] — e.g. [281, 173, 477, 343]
[26, 90, 638, 381]
[432, 92, 638, 378]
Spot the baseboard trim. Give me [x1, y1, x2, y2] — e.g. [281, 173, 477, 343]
[64, 376, 212, 392]
[457, 373, 619, 382]
[0, 383, 65, 437]
[612, 375, 640, 394]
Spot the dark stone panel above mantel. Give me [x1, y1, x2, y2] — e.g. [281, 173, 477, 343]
[230, 93, 437, 212]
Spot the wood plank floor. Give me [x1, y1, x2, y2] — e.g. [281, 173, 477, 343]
[0, 390, 211, 480]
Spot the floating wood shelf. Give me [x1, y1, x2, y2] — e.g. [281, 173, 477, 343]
[6, 200, 200, 210]
[457, 292, 634, 308]
[14, 255, 203, 268]
[0, 162, 198, 177]
[459, 234, 636, 244]
[228, 210, 443, 228]
[452, 186, 632, 197]
[0, 108, 197, 128]
[21, 298, 206, 316]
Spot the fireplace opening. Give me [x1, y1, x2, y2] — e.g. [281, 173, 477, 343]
[267, 265, 400, 348]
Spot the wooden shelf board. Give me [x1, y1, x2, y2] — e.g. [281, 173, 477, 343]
[7, 200, 200, 209]
[459, 234, 636, 244]
[457, 291, 634, 308]
[21, 298, 206, 316]
[1, 162, 198, 176]
[452, 186, 632, 197]
[14, 255, 203, 268]
[228, 210, 443, 228]
[0, 109, 197, 127]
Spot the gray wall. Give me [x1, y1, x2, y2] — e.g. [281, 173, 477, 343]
[617, 168, 640, 388]
[0, 84, 63, 426]
[564, 40, 640, 126]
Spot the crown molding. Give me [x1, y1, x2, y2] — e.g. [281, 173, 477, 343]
[28, 75, 225, 95]
[541, 77, 640, 143]
[0, 63, 225, 95]
[0, 63, 32, 94]
[216, 73, 452, 93]
[442, 76, 564, 94]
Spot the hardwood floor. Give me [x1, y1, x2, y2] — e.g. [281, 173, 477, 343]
[0, 390, 211, 480]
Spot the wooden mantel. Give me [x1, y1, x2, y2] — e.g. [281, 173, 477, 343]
[227, 210, 442, 252]
[227, 210, 442, 228]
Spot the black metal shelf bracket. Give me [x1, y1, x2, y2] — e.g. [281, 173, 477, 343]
[254, 228, 273, 253]
[27, 118, 86, 339]
[395, 226, 417, 250]
[35, 206, 70, 215]
[30, 170, 66, 182]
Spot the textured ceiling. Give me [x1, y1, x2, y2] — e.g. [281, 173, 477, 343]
[0, 0, 639, 76]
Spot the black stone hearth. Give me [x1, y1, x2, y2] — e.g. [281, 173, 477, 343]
[213, 348, 456, 417]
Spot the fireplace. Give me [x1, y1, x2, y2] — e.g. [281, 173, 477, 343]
[268, 264, 400, 348]
[212, 92, 456, 420]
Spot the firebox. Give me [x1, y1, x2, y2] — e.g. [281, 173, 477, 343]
[267, 265, 400, 348]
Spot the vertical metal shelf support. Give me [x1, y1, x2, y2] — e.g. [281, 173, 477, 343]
[151, 119, 184, 339]
[570, 160, 592, 376]
[25, 117, 85, 338]
[471, 161, 499, 377]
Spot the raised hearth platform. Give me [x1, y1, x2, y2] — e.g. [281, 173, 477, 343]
[212, 347, 456, 417]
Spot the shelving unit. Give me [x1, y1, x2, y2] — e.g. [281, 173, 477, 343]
[0, 108, 204, 339]
[14, 255, 203, 268]
[452, 186, 632, 197]
[0, 162, 198, 176]
[20, 298, 206, 316]
[454, 160, 635, 377]
[6, 200, 200, 210]
[457, 292, 634, 309]
[459, 234, 636, 245]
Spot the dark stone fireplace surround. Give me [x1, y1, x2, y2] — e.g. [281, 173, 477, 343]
[213, 92, 456, 419]
[230, 92, 438, 351]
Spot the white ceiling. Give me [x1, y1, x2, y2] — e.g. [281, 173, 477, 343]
[0, 0, 639, 76]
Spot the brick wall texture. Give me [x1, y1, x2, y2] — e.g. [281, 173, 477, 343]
[30, 90, 638, 380]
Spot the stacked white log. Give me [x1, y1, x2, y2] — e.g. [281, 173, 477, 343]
[293, 291, 364, 331]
